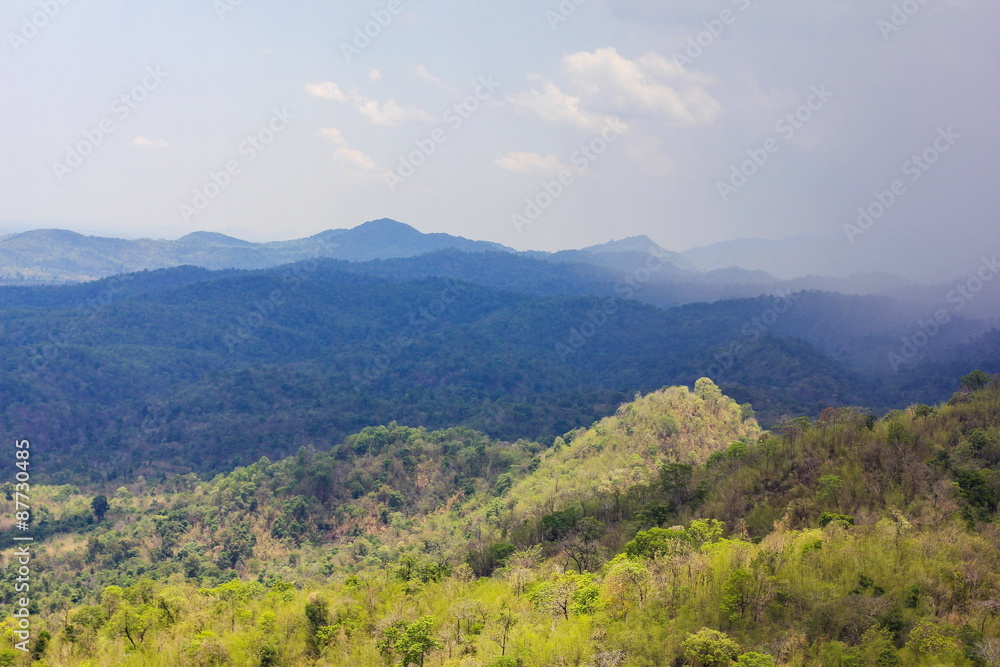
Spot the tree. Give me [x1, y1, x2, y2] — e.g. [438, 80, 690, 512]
[659, 462, 694, 506]
[624, 527, 688, 560]
[530, 572, 593, 620]
[720, 568, 757, 623]
[681, 628, 740, 666]
[91, 495, 109, 521]
[601, 555, 649, 618]
[973, 638, 1000, 666]
[854, 625, 901, 666]
[304, 595, 329, 655]
[487, 605, 517, 656]
[183, 631, 229, 666]
[695, 377, 724, 403]
[961, 369, 991, 392]
[564, 517, 605, 572]
[817, 474, 842, 505]
[105, 602, 161, 649]
[905, 618, 957, 655]
[395, 616, 442, 667]
[30, 630, 50, 661]
[686, 518, 725, 548]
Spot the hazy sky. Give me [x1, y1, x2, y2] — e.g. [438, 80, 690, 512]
[2, 1, 997, 281]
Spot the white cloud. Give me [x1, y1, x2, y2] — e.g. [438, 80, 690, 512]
[507, 77, 615, 131]
[318, 127, 347, 146]
[561, 47, 721, 125]
[305, 80, 431, 126]
[493, 151, 569, 174]
[508, 47, 721, 130]
[318, 127, 380, 172]
[304, 81, 346, 102]
[414, 64, 459, 96]
[131, 136, 169, 148]
[350, 94, 433, 126]
[414, 64, 441, 86]
[367, 69, 381, 82]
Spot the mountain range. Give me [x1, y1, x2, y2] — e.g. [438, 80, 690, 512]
[0, 219, 507, 284]
[9, 217, 998, 319]
[0, 219, 914, 296]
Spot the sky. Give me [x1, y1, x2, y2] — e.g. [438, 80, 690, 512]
[1, 0, 998, 283]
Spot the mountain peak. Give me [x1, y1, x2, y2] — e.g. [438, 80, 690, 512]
[176, 231, 253, 247]
[581, 235, 673, 256]
[348, 218, 424, 240]
[355, 218, 417, 232]
[6, 228, 86, 243]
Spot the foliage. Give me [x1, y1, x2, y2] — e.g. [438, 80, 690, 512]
[682, 627, 740, 666]
[735, 653, 776, 667]
[0, 382, 997, 666]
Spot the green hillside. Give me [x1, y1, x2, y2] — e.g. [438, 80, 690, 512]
[2, 376, 998, 666]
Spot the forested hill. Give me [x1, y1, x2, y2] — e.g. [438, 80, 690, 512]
[3, 378, 998, 665]
[0, 260, 879, 484]
[2, 256, 997, 485]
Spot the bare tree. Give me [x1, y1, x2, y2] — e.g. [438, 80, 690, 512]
[487, 605, 518, 656]
[975, 638, 1000, 667]
[592, 649, 626, 667]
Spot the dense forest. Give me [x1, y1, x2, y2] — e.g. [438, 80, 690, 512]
[3, 258, 995, 485]
[2, 375, 998, 665]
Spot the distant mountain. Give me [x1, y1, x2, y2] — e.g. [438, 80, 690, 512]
[4, 234, 988, 381]
[680, 234, 993, 288]
[551, 233, 777, 288]
[680, 234, 868, 280]
[0, 218, 511, 285]
[176, 231, 256, 247]
[0, 221, 928, 305]
[272, 218, 512, 262]
[579, 234, 684, 262]
[0, 222, 877, 292]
